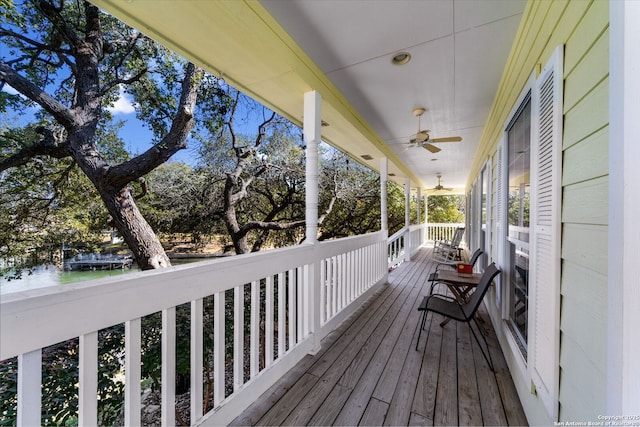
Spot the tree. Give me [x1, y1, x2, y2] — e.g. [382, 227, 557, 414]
[427, 194, 465, 223]
[317, 148, 382, 240]
[197, 91, 308, 254]
[0, 0, 229, 269]
[0, 122, 110, 277]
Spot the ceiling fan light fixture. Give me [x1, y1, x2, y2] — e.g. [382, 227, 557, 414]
[391, 51, 411, 65]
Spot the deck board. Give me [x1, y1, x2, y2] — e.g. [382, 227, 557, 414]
[457, 321, 484, 426]
[435, 317, 459, 426]
[232, 247, 528, 426]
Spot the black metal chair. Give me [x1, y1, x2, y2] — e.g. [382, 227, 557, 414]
[415, 263, 501, 371]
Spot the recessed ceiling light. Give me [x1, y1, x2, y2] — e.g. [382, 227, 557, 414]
[431, 158, 438, 161]
[391, 51, 411, 65]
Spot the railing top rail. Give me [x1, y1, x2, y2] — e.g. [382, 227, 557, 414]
[388, 227, 408, 242]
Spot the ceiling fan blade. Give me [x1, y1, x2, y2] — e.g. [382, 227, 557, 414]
[423, 143, 441, 153]
[430, 136, 462, 143]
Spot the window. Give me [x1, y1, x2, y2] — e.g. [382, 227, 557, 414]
[506, 94, 531, 351]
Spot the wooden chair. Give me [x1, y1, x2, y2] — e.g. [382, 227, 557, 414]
[432, 227, 465, 262]
[415, 263, 501, 371]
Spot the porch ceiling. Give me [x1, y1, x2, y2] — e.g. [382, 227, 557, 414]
[90, 0, 525, 193]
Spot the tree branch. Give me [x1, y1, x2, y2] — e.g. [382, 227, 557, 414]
[100, 66, 147, 96]
[0, 28, 71, 55]
[36, 0, 81, 47]
[254, 111, 276, 148]
[104, 63, 202, 188]
[0, 62, 76, 128]
[241, 219, 305, 233]
[0, 127, 71, 172]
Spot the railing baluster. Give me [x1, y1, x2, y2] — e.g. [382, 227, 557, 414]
[125, 319, 141, 427]
[357, 249, 362, 294]
[320, 259, 326, 325]
[277, 272, 285, 357]
[213, 292, 225, 406]
[362, 247, 366, 292]
[79, 331, 98, 426]
[341, 253, 347, 309]
[234, 286, 243, 391]
[347, 251, 353, 303]
[297, 267, 303, 340]
[302, 265, 310, 337]
[331, 256, 337, 316]
[265, 275, 274, 367]
[17, 349, 41, 427]
[191, 299, 203, 422]
[288, 269, 296, 349]
[161, 307, 176, 427]
[250, 280, 259, 377]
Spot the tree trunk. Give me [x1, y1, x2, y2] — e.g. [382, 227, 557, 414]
[102, 186, 171, 270]
[225, 211, 250, 255]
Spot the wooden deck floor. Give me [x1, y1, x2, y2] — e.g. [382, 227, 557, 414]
[230, 247, 528, 426]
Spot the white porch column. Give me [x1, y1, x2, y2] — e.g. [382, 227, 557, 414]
[304, 90, 322, 354]
[404, 178, 411, 261]
[304, 91, 321, 243]
[608, 0, 640, 414]
[380, 157, 388, 231]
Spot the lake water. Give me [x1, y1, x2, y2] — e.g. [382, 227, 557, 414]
[0, 258, 205, 295]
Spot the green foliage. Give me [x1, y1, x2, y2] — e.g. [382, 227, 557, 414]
[0, 326, 126, 426]
[386, 181, 410, 234]
[0, 358, 17, 426]
[317, 148, 382, 240]
[0, 124, 109, 278]
[138, 163, 216, 238]
[427, 194, 465, 223]
[508, 191, 530, 227]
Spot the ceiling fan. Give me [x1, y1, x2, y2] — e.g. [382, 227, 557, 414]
[401, 107, 462, 153]
[431, 173, 453, 192]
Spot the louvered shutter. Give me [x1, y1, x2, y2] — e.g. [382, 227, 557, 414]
[529, 45, 563, 420]
[494, 143, 505, 308]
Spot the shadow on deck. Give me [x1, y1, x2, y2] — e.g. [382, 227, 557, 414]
[231, 247, 528, 426]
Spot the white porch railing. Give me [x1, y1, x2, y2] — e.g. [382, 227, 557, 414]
[1, 232, 388, 427]
[387, 224, 427, 270]
[426, 222, 465, 244]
